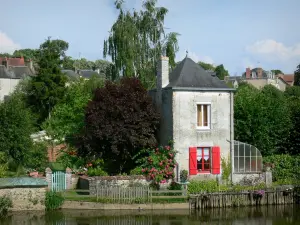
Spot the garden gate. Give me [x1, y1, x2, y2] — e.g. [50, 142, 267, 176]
[51, 171, 66, 192]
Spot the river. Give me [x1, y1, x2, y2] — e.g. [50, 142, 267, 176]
[1, 205, 300, 225]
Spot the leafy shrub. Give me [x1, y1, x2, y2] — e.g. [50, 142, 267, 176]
[130, 167, 143, 175]
[188, 180, 227, 194]
[180, 170, 188, 182]
[221, 157, 231, 184]
[168, 181, 182, 191]
[87, 167, 108, 176]
[264, 154, 300, 184]
[24, 142, 48, 172]
[56, 147, 85, 170]
[86, 159, 108, 176]
[0, 152, 8, 178]
[0, 196, 12, 216]
[45, 191, 64, 211]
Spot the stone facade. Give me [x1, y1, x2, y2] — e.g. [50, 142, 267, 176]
[0, 187, 46, 211]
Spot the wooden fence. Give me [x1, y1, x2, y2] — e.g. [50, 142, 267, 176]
[189, 190, 296, 210]
[63, 185, 188, 204]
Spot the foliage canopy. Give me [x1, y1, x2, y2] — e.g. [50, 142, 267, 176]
[74, 77, 160, 174]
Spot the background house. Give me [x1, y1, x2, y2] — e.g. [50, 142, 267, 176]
[150, 56, 235, 180]
[0, 57, 34, 101]
[225, 67, 290, 91]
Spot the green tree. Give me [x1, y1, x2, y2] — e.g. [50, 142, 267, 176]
[74, 58, 95, 70]
[0, 92, 34, 163]
[43, 76, 104, 142]
[271, 69, 283, 75]
[214, 64, 229, 80]
[0, 53, 12, 58]
[234, 84, 291, 155]
[285, 86, 300, 155]
[74, 77, 160, 174]
[26, 38, 68, 126]
[62, 56, 75, 70]
[294, 64, 300, 86]
[198, 61, 215, 71]
[13, 49, 38, 61]
[103, 0, 179, 89]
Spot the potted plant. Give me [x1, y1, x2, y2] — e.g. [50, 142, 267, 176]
[26, 168, 38, 177]
[180, 170, 188, 183]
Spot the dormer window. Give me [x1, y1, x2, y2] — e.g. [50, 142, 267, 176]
[197, 103, 211, 129]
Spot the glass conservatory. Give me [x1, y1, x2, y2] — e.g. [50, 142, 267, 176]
[233, 140, 263, 173]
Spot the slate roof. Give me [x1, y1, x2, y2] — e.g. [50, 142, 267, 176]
[61, 69, 79, 81]
[0, 65, 33, 79]
[9, 66, 34, 78]
[0, 65, 11, 78]
[167, 57, 230, 89]
[78, 70, 100, 79]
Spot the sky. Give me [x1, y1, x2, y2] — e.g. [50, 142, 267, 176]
[0, 0, 299, 75]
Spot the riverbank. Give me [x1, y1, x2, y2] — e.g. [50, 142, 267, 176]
[61, 201, 189, 210]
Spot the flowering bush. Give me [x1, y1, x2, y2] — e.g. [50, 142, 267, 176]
[253, 190, 265, 200]
[136, 142, 177, 189]
[57, 147, 85, 171]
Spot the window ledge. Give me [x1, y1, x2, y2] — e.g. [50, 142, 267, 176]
[196, 127, 211, 131]
[234, 172, 263, 174]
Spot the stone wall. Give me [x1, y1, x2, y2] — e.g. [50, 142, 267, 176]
[0, 187, 46, 211]
[232, 171, 272, 187]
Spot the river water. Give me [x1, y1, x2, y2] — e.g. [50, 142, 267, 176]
[1, 205, 300, 225]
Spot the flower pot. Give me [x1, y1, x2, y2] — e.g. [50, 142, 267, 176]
[29, 171, 38, 177]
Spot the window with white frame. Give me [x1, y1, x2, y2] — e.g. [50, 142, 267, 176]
[197, 104, 211, 129]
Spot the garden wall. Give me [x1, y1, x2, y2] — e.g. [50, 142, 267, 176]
[0, 178, 48, 211]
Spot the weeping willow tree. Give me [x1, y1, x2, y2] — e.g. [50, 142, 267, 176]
[103, 0, 180, 89]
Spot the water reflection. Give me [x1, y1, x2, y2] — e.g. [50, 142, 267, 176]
[0, 205, 300, 225]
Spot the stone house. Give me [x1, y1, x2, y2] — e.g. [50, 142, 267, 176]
[150, 56, 235, 180]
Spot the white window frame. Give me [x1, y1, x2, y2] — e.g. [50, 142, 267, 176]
[196, 102, 211, 130]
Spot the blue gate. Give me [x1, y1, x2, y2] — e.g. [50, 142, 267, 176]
[51, 171, 66, 192]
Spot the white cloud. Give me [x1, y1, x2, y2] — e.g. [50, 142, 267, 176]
[0, 31, 20, 54]
[246, 39, 300, 62]
[245, 39, 300, 73]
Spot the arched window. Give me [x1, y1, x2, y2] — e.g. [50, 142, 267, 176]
[234, 141, 263, 173]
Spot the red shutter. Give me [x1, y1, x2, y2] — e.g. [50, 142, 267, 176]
[211, 146, 221, 174]
[189, 147, 197, 175]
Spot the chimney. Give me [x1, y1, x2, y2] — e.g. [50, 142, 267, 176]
[246, 68, 251, 79]
[20, 56, 25, 66]
[257, 68, 263, 78]
[157, 56, 169, 88]
[156, 56, 169, 110]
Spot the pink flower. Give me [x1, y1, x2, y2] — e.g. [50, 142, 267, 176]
[160, 179, 167, 184]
